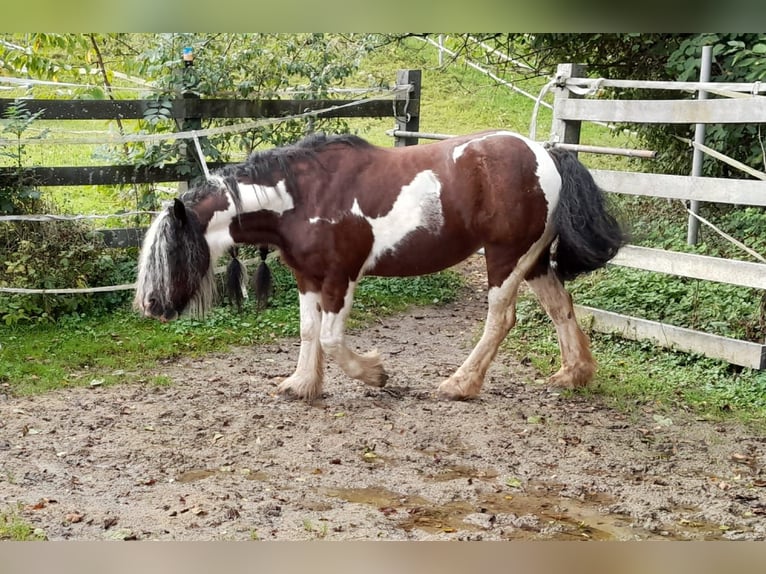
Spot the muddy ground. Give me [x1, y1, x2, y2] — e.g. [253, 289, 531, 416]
[1, 255, 765, 541]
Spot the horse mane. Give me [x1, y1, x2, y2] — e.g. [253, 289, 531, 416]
[179, 133, 371, 216]
[231, 132, 372, 189]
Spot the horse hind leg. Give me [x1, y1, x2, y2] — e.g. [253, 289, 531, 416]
[438, 243, 534, 400]
[525, 263, 595, 389]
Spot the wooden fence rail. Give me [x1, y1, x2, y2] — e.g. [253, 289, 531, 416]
[551, 63, 766, 369]
[0, 75, 420, 188]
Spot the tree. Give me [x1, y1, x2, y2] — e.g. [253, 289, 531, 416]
[392, 33, 766, 177]
[1, 33, 378, 206]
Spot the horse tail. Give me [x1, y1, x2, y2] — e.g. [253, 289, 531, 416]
[251, 245, 273, 310]
[548, 147, 627, 281]
[226, 246, 248, 310]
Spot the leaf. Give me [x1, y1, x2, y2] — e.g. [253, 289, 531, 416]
[652, 414, 673, 427]
[505, 477, 522, 489]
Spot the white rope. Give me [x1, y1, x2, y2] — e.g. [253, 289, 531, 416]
[0, 75, 159, 94]
[191, 132, 210, 179]
[564, 77, 766, 95]
[0, 283, 136, 295]
[680, 201, 766, 264]
[674, 135, 766, 181]
[419, 36, 552, 110]
[467, 35, 535, 71]
[0, 88, 410, 147]
[528, 78, 556, 141]
[0, 257, 260, 295]
[0, 210, 159, 222]
[566, 77, 604, 96]
[0, 74, 397, 97]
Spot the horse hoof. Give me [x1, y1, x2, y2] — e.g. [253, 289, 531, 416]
[436, 380, 475, 401]
[277, 377, 321, 402]
[548, 365, 594, 390]
[365, 369, 388, 388]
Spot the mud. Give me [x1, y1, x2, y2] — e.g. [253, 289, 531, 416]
[1, 255, 765, 541]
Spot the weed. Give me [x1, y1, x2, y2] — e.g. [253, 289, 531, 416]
[506, 291, 766, 428]
[0, 506, 46, 541]
[302, 518, 329, 539]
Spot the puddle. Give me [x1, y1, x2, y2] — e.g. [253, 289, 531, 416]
[320, 482, 740, 540]
[175, 468, 269, 483]
[176, 469, 217, 483]
[427, 464, 499, 482]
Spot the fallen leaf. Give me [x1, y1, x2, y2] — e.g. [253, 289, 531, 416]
[107, 528, 136, 541]
[103, 516, 119, 530]
[65, 512, 84, 524]
[652, 414, 673, 427]
[505, 477, 522, 489]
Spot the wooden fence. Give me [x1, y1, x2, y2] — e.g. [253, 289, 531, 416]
[0, 69, 421, 249]
[551, 64, 766, 370]
[0, 69, 421, 189]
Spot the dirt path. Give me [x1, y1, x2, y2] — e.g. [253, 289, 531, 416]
[1, 255, 765, 541]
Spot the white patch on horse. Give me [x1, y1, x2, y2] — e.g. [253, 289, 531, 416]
[204, 178, 294, 260]
[451, 131, 561, 224]
[451, 130, 518, 162]
[309, 216, 337, 225]
[352, 169, 443, 271]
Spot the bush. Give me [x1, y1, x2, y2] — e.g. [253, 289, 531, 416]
[0, 221, 136, 324]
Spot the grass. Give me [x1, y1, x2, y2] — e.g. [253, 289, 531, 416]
[506, 291, 766, 428]
[0, 261, 463, 396]
[0, 506, 46, 541]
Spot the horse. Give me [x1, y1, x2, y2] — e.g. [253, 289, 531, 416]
[134, 130, 625, 401]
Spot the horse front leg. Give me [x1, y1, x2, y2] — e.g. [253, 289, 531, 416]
[319, 279, 388, 388]
[278, 290, 325, 401]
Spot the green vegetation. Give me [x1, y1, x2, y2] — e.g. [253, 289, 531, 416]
[0, 259, 463, 396]
[0, 507, 46, 541]
[507, 292, 766, 426]
[0, 34, 764, 426]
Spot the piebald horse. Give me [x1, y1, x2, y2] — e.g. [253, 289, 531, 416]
[134, 130, 625, 401]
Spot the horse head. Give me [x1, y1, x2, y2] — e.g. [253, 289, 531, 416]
[134, 197, 216, 322]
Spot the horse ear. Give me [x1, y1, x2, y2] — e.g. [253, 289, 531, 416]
[172, 198, 188, 225]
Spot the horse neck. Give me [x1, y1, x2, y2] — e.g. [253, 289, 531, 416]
[200, 177, 294, 259]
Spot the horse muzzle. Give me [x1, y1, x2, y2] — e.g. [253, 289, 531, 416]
[141, 296, 179, 323]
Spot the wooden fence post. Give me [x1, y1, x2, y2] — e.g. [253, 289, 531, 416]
[394, 69, 421, 147]
[550, 63, 587, 153]
[178, 47, 203, 193]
